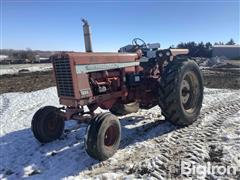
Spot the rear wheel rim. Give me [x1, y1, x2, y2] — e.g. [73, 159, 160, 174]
[104, 125, 118, 147]
[180, 71, 200, 113]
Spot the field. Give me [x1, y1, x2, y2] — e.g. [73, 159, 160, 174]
[0, 65, 240, 179]
[0, 63, 52, 76]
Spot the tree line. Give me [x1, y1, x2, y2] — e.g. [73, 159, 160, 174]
[1, 49, 39, 61]
[174, 38, 236, 58]
[0, 49, 73, 61]
[0, 38, 237, 60]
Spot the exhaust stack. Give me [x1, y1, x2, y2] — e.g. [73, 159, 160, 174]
[82, 19, 93, 52]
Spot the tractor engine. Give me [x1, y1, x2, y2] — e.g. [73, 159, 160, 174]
[89, 70, 121, 95]
[52, 52, 139, 109]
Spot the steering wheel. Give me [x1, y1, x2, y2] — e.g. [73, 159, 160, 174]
[132, 38, 147, 48]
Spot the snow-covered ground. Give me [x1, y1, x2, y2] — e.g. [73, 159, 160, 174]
[0, 64, 52, 75]
[0, 87, 239, 179]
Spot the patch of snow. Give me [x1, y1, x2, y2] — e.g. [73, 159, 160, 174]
[0, 64, 52, 75]
[0, 87, 239, 179]
[220, 111, 240, 166]
[0, 55, 9, 61]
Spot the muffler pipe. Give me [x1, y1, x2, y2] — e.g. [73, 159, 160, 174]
[82, 18, 93, 52]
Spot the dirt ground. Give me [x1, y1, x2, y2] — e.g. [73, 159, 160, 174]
[202, 68, 240, 89]
[0, 69, 239, 94]
[0, 71, 55, 94]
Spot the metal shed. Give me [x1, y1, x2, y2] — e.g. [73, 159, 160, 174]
[212, 45, 240, 59]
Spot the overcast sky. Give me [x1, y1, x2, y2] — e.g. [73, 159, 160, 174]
[1, 0, 240, 51]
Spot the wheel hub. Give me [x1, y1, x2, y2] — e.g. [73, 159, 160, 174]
[180, 71, 200, 113]
[181, 80, 191, 104]
[47, 113, 58, 131]
[104, 125, 118, 147]
[48, 118, 57, 130]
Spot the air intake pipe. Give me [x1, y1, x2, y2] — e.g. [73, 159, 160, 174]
[82, 18, 93, 52]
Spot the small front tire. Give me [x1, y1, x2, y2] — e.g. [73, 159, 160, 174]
[85, 113, 121, 161]
[31, 106, 64, 143]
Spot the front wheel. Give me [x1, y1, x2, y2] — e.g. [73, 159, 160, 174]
[159, 59, 204, 126]
[85, 113, 121, 161]
[31, 106, 65, 143]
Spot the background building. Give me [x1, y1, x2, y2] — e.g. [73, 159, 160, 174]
[212, 45, 240, 59]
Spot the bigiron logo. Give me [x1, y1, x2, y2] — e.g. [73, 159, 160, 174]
[167, 154, 240, 178]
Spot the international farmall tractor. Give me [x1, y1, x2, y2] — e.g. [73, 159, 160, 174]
[32, 19, 203, 160]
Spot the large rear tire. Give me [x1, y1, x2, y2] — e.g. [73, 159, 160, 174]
[31, 106, 64, 143]
[159, 59, 203, 126]
[85, 113, 121, 161]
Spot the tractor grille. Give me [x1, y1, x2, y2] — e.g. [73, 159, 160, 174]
[53, 58, 74, 97]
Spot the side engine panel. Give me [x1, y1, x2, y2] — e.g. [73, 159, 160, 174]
[52, 52, 139, 107]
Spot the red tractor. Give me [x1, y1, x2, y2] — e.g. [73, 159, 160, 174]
[32, 19, 203, 160]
